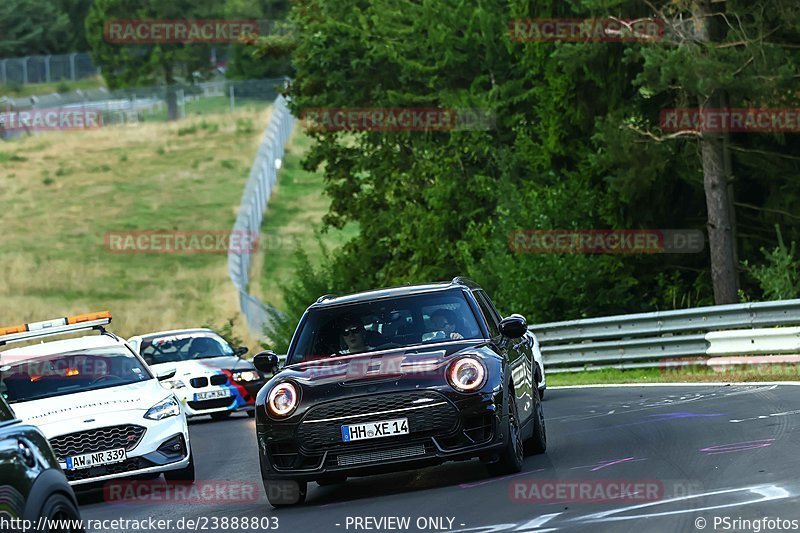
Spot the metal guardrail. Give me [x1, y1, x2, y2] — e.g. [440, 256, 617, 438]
[228, 92, 294, 335]
[529, 299, 800, 372]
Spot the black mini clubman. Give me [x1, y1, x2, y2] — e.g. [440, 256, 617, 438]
[253, 277, 547, 507]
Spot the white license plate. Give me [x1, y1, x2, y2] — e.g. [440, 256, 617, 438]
[341, 418, 409, 442]
[65, 448, 127, 470]
[194, 388, 231, 401]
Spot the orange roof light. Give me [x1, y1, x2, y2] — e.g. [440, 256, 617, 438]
[67, 311, 112, 325]
[66, 369, 80, 377]
[0, 324, 27, 336]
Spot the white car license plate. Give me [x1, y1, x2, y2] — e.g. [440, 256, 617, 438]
[341, 418, 409, 442]
[65, 448, 127, 470]
[194, 388, 231, 401]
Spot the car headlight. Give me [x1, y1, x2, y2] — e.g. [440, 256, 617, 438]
[144, 396, 181, 420]
[161, 379, 185, 390]
[266, 382, 299, 418]
[231, 370, 261, 382]
[447, 357, 486, 392]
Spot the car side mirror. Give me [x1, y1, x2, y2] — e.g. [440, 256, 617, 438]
[234, 346, 249, 357]
[253, 350, 280, 374]
[156, 368, 177, 381]
[499, 314, 528, 338]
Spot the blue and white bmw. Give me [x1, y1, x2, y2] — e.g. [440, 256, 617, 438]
[128, 329, 269, 420]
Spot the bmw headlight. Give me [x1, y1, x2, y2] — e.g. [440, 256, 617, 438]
[144, 396, 181, 420]
[447, 357, 487, 392]
[161, 379, 185, 390]
[266, 382, 299, 418]
[231, 370, 261, 382]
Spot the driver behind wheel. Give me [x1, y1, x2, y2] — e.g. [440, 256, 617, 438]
[430, 309, 465, 340]
[339, 317, 374, 355]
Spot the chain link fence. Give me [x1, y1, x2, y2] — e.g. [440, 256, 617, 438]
[228, 93, 295, 336]
[0, 53, 99, 86]
[1, 77, 289, 139]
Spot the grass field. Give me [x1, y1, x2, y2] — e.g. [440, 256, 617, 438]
[0, 107, 272, 345]
[254, 132, 358, 309]
[548, 364, 800, 386]
[0, 77, 106, 98]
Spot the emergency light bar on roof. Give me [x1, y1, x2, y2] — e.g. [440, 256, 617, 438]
[0, 311, 112, 346]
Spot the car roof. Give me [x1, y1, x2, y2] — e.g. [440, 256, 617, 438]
[1, 334, 127, 359]
[310, 278, 482, 309]
[128, 328, 216, 342]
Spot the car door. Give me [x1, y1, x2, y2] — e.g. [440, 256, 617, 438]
[472, 290, 534, 423]
[0, 397, 32, 523]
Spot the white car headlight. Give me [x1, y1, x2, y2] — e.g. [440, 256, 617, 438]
[447, 357, 486, 392]
[232, 370, 261, 382]
[267, 382, 299, 418]
[161, 379, 185, 390]
[144, 396, 181, 420]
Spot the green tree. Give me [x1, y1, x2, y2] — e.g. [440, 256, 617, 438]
[85, 0, 223, 120]
[0, 0, 70, 57]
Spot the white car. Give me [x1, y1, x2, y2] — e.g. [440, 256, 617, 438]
[128, 329, 269, 420]
[0, 312, 194, 486]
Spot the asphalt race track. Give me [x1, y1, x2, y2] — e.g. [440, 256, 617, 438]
[78, 383, 800, 532]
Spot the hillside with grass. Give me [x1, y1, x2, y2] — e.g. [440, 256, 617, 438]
[0, 107, 271, 343]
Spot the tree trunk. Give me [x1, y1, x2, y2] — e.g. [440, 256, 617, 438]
[693, 0, 739, 303]
[164, 64, 178, 122]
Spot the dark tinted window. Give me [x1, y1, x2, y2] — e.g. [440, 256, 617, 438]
[139, 332, 234, 365]
[474, 291, 500, 338]
[0, 347, 152, 404]
[289, 289, 482, 364]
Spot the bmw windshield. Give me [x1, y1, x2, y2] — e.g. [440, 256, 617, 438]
[288, 290, 483, 365]
[138, 332, 235, 365]
[0, 347, 153, 404]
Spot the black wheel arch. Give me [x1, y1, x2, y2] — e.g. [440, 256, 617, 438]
[23, 468, 79, 522]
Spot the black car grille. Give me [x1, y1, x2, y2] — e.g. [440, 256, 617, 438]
[64, 456, 156, 482]
[49, 425, 146, 459]
[187, 398, 235, 411]
[190, 377, 208, 388]
[336, 444, 427, 467]
[297, 391, 459, 451]
[210, 375, 228, 386]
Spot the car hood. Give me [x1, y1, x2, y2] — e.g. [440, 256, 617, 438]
[10, 379, 170, 436]
[150, 356, 254, 378]
[280, 340, 487, 386]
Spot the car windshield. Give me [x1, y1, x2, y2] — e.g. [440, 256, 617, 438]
[0, 347, 153, 404]
[288, 290, 482, 364]
[138, 332, 234, 365]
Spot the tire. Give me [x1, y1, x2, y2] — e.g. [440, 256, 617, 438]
[265, 480, 307, 507]
[524, 386, 547, 456]
[164, 454, 196, 483]
[538, 387, 546, 400]
[486, 395, 524, 476]
[316, 475, 346, 487]
[210, 411, 232, 421]
[38, 492, 84, 533]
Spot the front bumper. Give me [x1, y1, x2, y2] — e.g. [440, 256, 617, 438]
[173, 379, 266, 417]
[257, 390, 507, 481]
[50, 414, 191, 486]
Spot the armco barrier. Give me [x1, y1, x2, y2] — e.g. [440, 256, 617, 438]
[227, 91, 294, 335]
[529, 299, 800, 372]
